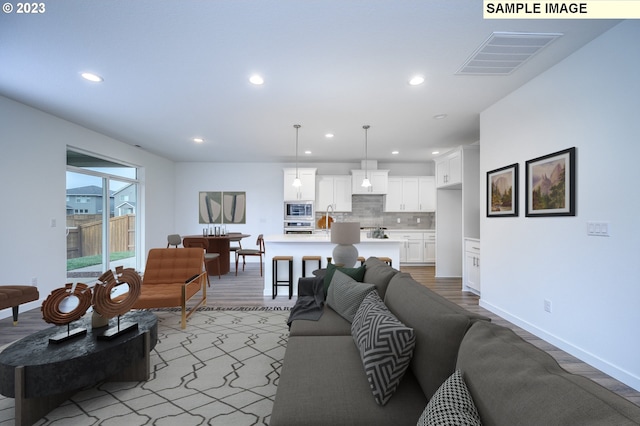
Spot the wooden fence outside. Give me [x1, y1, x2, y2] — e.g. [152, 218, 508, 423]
[66, 214, 135, 259]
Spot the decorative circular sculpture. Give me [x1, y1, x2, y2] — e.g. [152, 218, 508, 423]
[92, 268, 142, 318]
[41, 282, 93, 326]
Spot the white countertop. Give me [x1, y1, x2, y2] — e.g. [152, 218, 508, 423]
[264, 234, 406, 243]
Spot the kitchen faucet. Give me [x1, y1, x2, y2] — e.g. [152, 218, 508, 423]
[326, 204, 334, 234]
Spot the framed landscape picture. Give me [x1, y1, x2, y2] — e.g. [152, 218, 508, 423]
[525, 147, 576, 217]
[487, 163, 518, 217]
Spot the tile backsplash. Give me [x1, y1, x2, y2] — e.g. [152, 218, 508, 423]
[317, 195, 434, 230]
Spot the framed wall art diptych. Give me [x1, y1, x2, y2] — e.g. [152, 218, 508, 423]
[199, 191, 246, 224]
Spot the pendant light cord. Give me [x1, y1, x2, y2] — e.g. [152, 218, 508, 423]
[363, 125, 370, 178]
[294, 124, 301, 179]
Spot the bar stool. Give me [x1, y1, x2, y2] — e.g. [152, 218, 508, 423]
[302, 255, 322, 277]
[379, 256, 392, 267]
[272, 256, 294, 299]
[357, 256, 366, 266]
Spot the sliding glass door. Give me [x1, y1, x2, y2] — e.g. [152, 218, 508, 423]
[66, 149, 139, 281]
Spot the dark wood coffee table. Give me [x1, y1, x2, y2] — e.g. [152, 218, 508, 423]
[0, 310, 157, 426]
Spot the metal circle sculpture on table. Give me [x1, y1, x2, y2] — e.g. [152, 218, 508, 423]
[41, 282, 93, 326]
[92, 268, 142, 318]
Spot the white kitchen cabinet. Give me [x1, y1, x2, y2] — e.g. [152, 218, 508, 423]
[385, 177, 420, 212]
[316, 175, 352, 212]
[418, 177, 436, 212]
[387, 230, 430, 264]
[464, 238, 480, 294]
[434, 145, 479, 279]
[386, 176, 436, 212]
[424, 231, 435, 263]
[351, 170, 389, 194]
[283, 168, 316, 201]
[435, 149, 462, 188]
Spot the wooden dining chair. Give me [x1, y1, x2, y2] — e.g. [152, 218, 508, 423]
[235, 234, 265, 276]
[228, 232, 243, 258]
[182, 237, 221, 286]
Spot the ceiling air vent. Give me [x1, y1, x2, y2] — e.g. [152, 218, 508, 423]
[456, 32, 563, 75]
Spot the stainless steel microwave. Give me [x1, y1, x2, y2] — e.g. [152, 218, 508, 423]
[284, 201, 314, 220]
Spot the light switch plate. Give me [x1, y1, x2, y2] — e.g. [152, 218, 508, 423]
[587, 221, 610, 237]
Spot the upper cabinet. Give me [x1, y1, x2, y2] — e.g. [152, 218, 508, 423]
[435, 149, 462, 188]
[351, 170, 389, 194]
[316, 175, 352, 212]
[385, 176, 435, 212]
[283, 168, 317, 201]
[418, 176, 436, 212]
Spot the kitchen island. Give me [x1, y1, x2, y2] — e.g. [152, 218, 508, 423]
[263, 234, 404, 297]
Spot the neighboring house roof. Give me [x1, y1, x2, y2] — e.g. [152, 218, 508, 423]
[67, 185, 114, 196]
[116, 201, 136, 209]
[112, 183, 134, 195]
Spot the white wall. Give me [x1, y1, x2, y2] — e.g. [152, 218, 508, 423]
[0, 96, 175, 320]
[480, 21, 640, 390]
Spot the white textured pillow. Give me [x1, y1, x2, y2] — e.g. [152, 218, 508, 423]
[351, 291, 415, 406]
[417, 370, 482, 426]
[326, 270, 375, 323]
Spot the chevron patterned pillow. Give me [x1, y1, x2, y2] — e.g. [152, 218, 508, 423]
[351, 291, 416, 406]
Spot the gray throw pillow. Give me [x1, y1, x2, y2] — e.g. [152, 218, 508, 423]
[351, 291, 415, 406]
[326, 270, 375, 323]
[417, 370, 482, 426]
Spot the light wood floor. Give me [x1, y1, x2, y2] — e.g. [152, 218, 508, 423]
[2, 263, 638, 407]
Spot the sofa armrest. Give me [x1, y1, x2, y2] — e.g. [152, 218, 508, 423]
[297, 276, 322, 297]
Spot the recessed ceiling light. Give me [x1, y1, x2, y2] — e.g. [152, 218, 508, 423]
[325, 133, 334, 139]
[433, 114, 448, 120]
[81, 72, 103, 82]
[432, 151, 440, 155]
[249, 74, 264, 85]
[392, 151, 399, 155]
[408, 75, 425, 86]
[193, 137, 204, 143]
[304, 150, 312, 155]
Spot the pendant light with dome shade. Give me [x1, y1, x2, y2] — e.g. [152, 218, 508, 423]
[361, 125, 372, 188]
[292, 124, 302, 188]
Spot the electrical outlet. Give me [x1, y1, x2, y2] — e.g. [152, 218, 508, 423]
[397, 218, 401, 223]
[544, 299, 552, 313]
[50, 218, 56, 227]
[31, 277, 37, 286]
[417, 217, 421, 224]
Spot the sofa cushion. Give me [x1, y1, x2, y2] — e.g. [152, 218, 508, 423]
[323, 262, 366, 298]
[352, 291, 416, 406]
[362, 257, 399, 299]
[383, 273, 483, 400]
[326, 270, 375, 323]
[457, 321, 640, 426]
[417, 370, 482, 426]
[288, 304, 353, 336]
[270, 335, 427, 426]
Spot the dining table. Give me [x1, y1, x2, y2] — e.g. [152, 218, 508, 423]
[182, 233, 250, 275]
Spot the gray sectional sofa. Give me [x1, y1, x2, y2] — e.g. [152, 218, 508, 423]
[270, 257, 640, 425]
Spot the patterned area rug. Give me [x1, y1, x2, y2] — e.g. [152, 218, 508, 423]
[0, 308, 291, 426]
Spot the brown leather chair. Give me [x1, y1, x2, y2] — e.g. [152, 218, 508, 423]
[182, 237, 221, 285]
[235, 234, 265, 276]
[133, 248, 207, 329]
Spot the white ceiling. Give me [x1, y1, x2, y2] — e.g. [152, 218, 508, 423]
[0, 1, 619, 163]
